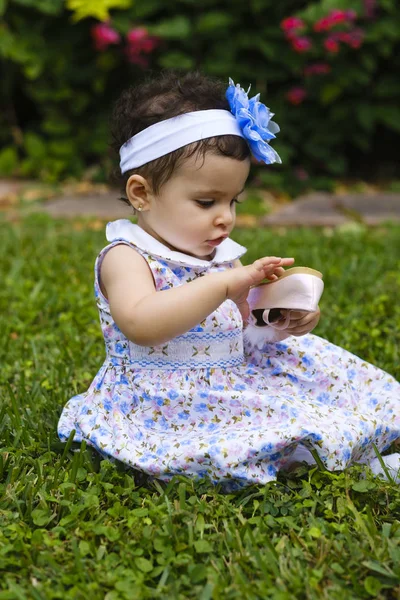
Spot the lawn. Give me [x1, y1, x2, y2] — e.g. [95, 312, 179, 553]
[1, 214, 400, 600]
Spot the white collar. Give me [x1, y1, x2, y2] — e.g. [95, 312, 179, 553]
[106, 219, 247, 267]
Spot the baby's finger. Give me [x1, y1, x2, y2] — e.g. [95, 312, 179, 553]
[273, 266, 287, 277]
[264, 258, 295, 272]
[254, 256, 282, 269]
[251, 259, 282, 280]
[281, 309, 310, 321]
[265, 257, 295, 268]
[287, 313, 320, 335]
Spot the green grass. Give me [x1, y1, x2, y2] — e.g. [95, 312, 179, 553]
[1, 214, 400, 599]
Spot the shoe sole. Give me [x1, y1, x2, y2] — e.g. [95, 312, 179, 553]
[257, 266, 323, 286]
[248, 268, 324, 313]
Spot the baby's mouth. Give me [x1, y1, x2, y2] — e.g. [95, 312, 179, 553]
[207, 235, 228, 246]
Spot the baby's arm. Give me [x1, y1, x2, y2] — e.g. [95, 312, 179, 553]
[101, 245, 293, 347]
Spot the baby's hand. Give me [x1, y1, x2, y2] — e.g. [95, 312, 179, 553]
[226, 256, 295, 320]
[281, 308, 321, 336]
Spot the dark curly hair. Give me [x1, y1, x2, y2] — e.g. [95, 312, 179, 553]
[110, 70, 251, 206]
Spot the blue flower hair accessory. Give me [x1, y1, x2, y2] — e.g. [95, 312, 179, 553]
[226, 78, 281, 165]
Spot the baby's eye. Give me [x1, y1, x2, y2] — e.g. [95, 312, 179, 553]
[196, 200, 214, 208]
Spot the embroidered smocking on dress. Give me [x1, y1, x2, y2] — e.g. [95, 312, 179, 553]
[58, 219, 400, 490]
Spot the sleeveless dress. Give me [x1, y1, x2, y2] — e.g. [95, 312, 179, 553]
[57, 219, 400, 489]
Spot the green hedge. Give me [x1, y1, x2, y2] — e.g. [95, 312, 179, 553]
[1, 0, 399, 190]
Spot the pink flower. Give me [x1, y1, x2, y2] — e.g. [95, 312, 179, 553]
[291, 36, 313, 52]
[125, 27, 160, 66]
[124, 50, 149, 68]
[286, 87, 307, 105]
[346, 28, 365, 48]
[304, 62, 331, 76]
[348, 37, 363, 49]
[329, 9, 348, 25]
[325, 28, 364, 51]
[126, 27, 148, 44]
[141, 37, 159, 52]
[91, 22, 120, 51]
[281, 17, 305, 33]
[324, 36, 340, 53]
[336, 31, 351, 44]
[294, 167, 309, 181]
[364, 0, 376, 19]
[314, 9, 358, 32]
[345, 10, 358, 20]
[313, 17, 326, 32]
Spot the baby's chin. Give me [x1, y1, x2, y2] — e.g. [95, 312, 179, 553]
[172, 243, 217, 261]
[190, 247, 217, 260]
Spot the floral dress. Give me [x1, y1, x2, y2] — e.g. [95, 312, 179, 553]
[58, 219, 400, 489]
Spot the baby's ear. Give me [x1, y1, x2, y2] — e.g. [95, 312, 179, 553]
[126, 174, 152, 211]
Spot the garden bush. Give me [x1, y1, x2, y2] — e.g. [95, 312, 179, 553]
[0, 0, 399, 190]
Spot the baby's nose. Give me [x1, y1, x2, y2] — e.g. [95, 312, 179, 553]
[214, 206, 234, 226]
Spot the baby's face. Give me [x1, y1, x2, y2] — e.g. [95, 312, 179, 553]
[142, 151, 250, 259]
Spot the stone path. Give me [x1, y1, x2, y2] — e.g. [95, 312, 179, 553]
[262, 192, 400, 227]
[1, 179, 400, 227]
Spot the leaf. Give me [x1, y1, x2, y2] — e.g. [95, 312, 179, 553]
[320, 84, 342, 105]
[92, 524, 120, 541]
[25, 133, 47, 159]
[31, 508, 52, 526]
[78, 540, 92, 556]
[364, 576, 383, 596]
[135, 557, 153, 573]
[159, 52, 194, 70]
[149, 16, 191, 39]
[194, 540, 212, 553]
[308, 527, 322, 538]
[11, 0, 64, 15]
[362, 560, 398, 579]
[194, 513, 205, 535]
[0, 147, 18, 176]
[352, 479, 376, 492]
[188, 563, 207, 583]
[196, 12, 235, 33]
[356, 105, 374, 132]
[375, 106, 400, 133]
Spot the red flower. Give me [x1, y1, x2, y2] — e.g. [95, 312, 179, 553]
[291, 36, 313, 53]
[324, 28, 364, 52]
[364, 0, 376, 19]
[346, 28, 364, 48]
[126, 27, 148, 44]
[314, 8, 358, 32]
[345, 10, 358, 20]
[324, 37, 340, 53]
[125, 50, 149, 68]
[329, 9, 348, 25]
[294, 167, 309, 181]
[125, 27, 160, 66]
[91, 22, 120, 51]
[314, 16, 332, 32]
[304, 62, 331, 76]
[281, 17, 305, 33]
[286, 87, 307, 105]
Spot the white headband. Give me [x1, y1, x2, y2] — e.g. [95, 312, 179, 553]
[119, 109, 245, 174]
